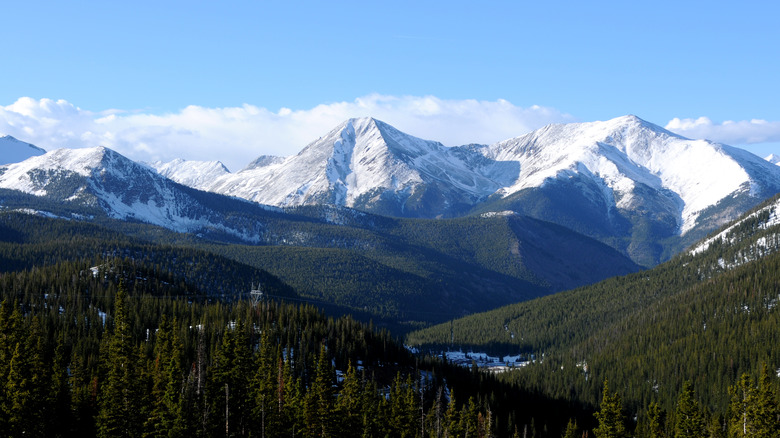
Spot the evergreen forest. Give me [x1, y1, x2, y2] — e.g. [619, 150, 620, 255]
[4, 192, 780, 436]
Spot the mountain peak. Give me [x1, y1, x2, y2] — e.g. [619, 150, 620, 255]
[765, 153, 780, 165]
[150, 158, 231, 189]
[0, 134, 47, 165]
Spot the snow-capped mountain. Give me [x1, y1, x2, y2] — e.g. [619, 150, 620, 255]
[155, 115, 780, 265]
[0, 146, 267, 241]
[765, 154, 780, 166]
[4, 115, 780, 267]
[0, 143, 644, 317]
[149, 158, 231, 189]
[483, 115, 780, 234]
[198, 118, 501, 217]
[0, 135, 46, 165]
[474, 115, 780, 264]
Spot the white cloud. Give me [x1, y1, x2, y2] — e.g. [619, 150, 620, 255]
[665, 117, 780, 146]
[0, 95, 573, 172]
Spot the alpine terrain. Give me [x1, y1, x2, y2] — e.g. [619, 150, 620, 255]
[154, 115, 780, 266]
[0, 135, 46, 165]
[0, 141, 640, 327]
[3, 115, 780, 437]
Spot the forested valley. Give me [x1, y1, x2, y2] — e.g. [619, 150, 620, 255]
[5, 194, 780, 436]
[0, 211, 580, 437]
[408, 196, 780, 437]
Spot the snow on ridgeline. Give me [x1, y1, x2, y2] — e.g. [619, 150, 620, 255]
[147, 158, 231, 190]
[688, 196, 780, 275]
[766, 154, 780, 166]
[0, 146, 265, 242]
[0, 134, 46, 165]
[484, 115, 768, 234]
[690, 198, 780, 255]
[200, 117, 500, 208]
[155, 115, 780, 239]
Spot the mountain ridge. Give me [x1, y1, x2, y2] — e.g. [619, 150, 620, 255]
[4, 115, 780, 267]
[159, 114, 778, 265]
[0, 143, 640, 326]
[0, 134, 46, 165]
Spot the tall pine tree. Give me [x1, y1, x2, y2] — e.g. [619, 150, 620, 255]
[594, 379, 627, 438]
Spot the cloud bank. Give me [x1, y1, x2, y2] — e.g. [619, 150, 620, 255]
[0, 95, 574, 172]
[665, 117, 780, 146]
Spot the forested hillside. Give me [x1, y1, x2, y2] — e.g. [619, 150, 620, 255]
[407, 194, 780, 436]
[0, 205, 638, 331]
[0, 259, 586, 437]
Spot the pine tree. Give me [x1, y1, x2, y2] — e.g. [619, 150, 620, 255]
[593, 379, 627, 438]
[209, 318, 253, 437]
[728, 374, 755, 437]
[97, 283, 144, 438]
[752, 364, 779, 438]
[49, 332, 72, 437]
[336, 361, 362, 437]
[251, 329, 276, 437]
[5, 316, 49, 436]
[645, 401, 666, 438]
[562, 418, 578, 438]
[0, 299, 23, 434]
[674, 381, 706, 438]
[461, 396, 480, 438]
[305, 343, 334, 437]
[144, 314, 173, 437]
[359, 372, 382, 438]
[444, 388, 462, 438]
[160, 320, 185, 436]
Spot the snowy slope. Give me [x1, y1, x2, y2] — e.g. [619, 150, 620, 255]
[6, 116, 779, 266]
[149, 158, 231, 189]
[685, 193, 780, 278]
[202, 117, 499, 215]
[765, 154, 780, 166]
[0, 135, 46, 165]
[690, 196, 780, 256]
[167, 115, 780, 236]
[0, 147, 263, 240]
[149, 115, 780, 265]
[480, 115, 780, 234]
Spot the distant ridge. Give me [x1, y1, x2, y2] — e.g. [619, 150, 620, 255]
[157, 115, 780, 265]
[0, 134, 46, 165]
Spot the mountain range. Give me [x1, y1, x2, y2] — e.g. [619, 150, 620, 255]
[404, 190, 780, 420]
[0, 135, 45, 165]
[2, 115, 780, 326]
[0, 135, 638, 327]
[150, 115, 780, 266]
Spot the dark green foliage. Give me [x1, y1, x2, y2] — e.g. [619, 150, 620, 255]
[673, 381, 706, 438]
[644, 402, 666, 438]
[594, 380, 627, 438]
[0, 190, 639, 330]
[406, 193, 780, 436]
[0, 259, 537, 437]
[727, 364, 780, 438]
[561, 418, 579, 438]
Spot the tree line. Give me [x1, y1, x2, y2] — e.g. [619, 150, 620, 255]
[586, 370, 780, 438]
[0, 260, 533, 437]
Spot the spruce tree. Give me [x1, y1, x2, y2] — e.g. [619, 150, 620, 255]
[444, 388, 462, 438]
[646, 401, 666, 438]
[562, 418, 578, 438]
[97, 283, 144, 438]
[336, 361, 362, 436]
[593, 379, 627, 438]
[674, 381, 706, 438]
[753, 364, 779, 438]
[49, 332, 72, 437]
[728, 374, 755, 437]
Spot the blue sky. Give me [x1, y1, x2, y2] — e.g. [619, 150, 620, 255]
[2, 1, 779, 170]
